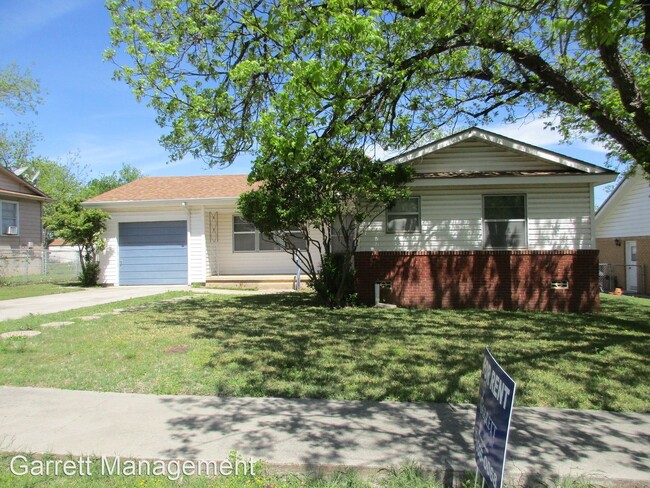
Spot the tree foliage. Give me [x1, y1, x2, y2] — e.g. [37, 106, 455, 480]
[0, 63, 42, 116]
[43, 200, 109, 286]
[0, 63, 43, 170]
[86, 163, 143, 197]
[108, 0, 650, 174]
[239, 142, 413, 307]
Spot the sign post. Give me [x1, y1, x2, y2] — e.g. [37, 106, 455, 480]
[474, 348, 517, 488]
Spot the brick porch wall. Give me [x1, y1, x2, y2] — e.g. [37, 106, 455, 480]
[355, 250, 600, 312]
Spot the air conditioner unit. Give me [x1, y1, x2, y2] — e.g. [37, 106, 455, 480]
[6, 226, 18, 235]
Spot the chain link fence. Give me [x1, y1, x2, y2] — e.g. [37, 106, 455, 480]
[0, 248, 81, 285]
[599, 263, 646, 294]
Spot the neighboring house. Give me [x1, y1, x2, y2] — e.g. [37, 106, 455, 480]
[0, 165, 50, 276]
[353, 128, 616, 312]
[595, 169, 650, 294]
[84, 128, 616, 312]
[48, 238, 79, 264]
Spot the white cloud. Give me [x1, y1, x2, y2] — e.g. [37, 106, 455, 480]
[485, 118, 609, 155]
[365, 144, 401, 161]
[0, 0, 90, 41]
[62, 131, 249, 178]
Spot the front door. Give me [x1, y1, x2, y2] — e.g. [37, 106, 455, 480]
[625, 240, 638, 292]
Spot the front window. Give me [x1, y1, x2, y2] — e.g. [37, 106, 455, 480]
[483, 194, 527, 249]
[233, 217, 306, 252]
[1, 201, 18, 236]
[233, 216, 256, 251]
[386, 197, 420, 233]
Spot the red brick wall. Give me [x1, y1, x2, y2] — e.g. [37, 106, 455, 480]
[355, 250, 600, 312]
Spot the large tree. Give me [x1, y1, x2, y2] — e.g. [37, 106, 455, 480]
[239, 141, 413, 307]
[107, 0, 650, 173]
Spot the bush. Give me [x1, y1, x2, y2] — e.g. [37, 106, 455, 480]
[311, 253, 357, 307]
[79, 261, 101, 287]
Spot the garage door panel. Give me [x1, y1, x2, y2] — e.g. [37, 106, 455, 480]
[118, 221, 188, 285]
[118, 260, 188, 269]
[120, 270, 188, 280]
[119, 235, 187, 246]
[118, 247, 187, 257]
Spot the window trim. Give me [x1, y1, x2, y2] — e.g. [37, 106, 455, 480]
[0, 200, 19, 237]
[232, 216, 283, 253]
[482, 194, 528, 249]
[386, 196, 421, 234]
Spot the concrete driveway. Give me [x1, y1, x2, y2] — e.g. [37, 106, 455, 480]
[0, 286, 191, 321]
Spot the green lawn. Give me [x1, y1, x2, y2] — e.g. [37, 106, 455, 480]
[0, 454, 601, 488]
[0, 282, 83, 301]
[0, 293, 648, 412]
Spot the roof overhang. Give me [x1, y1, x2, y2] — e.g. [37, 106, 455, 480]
[0, 189, 51, 202]
[0, 166, 50, 199]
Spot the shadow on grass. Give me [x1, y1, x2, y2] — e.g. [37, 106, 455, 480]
[151, 293, 649, 413]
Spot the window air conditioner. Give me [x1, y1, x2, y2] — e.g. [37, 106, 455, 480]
[6, 226, 18, 235]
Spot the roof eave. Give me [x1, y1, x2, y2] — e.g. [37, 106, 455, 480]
[82, 197, 240, 208]
[0, 166, 50, 199]
[0, 189, 52, 202]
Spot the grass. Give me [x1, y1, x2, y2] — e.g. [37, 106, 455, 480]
[0, 454, 608, 487]
[1, 262, 80, 286]
[0, 453, 446, 488]
[0, 292, 648, 412]
[0, 282, 83, 301]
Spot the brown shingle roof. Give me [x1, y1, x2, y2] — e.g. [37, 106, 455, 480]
[84, 175, 256, 203]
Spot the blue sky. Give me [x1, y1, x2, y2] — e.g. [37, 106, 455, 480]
[1, 0, 616, 204]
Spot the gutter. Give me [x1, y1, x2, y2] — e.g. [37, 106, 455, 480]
[81, 197, 239, 209]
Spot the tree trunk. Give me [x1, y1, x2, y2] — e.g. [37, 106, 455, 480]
[333, 251, 353, 308]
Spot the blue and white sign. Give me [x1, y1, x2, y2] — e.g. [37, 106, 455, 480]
[474, 348, 517, 488]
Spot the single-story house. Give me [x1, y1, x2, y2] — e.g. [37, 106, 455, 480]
[595, 168, 649, 294]
[84, 128, 616, 312]
[0, 165, 50, 276]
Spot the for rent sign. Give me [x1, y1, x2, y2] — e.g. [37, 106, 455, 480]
[474, 348, 516, 488]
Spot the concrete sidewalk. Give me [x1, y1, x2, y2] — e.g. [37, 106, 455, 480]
[0, 387, 648, 484]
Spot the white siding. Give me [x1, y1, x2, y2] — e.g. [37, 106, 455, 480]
[209, 210, 301, 275]
[98, 208, 189, 285]
[188, 207, 206, 283]
[413, 139, 569, 174]
[357, 184, 593, 251]
[596, 171, 650, 238]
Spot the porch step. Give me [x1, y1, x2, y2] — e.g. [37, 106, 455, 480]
[205, 274, 310, 291]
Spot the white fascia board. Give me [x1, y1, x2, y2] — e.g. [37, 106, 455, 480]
[82, 197, 239, 209]
[408, 173, 617, 188]
[594, 175, 629, 221]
